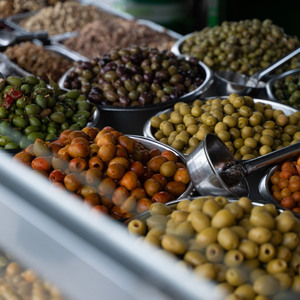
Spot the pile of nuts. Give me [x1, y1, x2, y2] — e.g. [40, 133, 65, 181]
[63, 19, 176, 59]
[13, 126, 191, 220]
[180, 19, 300, 76]
[0, 251, 65, 299]
[64, 45, 205, 107]
[270, 154, 300, 212]
[0, 0, 70, 18]
[150, 94, 300, 158]
[128, 196, 300, 299]
[4, 42, 72, 83]
[20, 2, 110, 35]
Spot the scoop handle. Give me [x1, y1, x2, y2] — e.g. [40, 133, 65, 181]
[239, 142, 300, 174]
[15, 31, 49, 42]
[256, 46, 300, 81]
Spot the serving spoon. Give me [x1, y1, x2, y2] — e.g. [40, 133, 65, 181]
[215, 46, 300, 94]
[0, 30, 49, 47]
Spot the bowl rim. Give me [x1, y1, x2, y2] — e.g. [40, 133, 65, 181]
[266, 67, 300, 102]
[127, 134, 195, 199]
[58, 55, 214, 112]
[143, 96, 299, 143]
[258, 159, 300, 218]
[170, 32, 195, 56]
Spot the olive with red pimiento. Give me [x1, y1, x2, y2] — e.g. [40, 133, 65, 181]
[0, 76, 95, 150]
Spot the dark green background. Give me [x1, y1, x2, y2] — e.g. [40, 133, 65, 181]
[161, 0, 300, 40]
[218, 0, 300, 39]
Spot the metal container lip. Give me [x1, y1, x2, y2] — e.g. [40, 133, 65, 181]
[143, 96, 299, 145]
[171, 32, 195, 56]
[44, 44, 89, 62]
[127, 134, 194, 199]
[258, 160, 300, 219]
[58, 56, 214, 111]
[0, 52, 32, 77]
[266, 67, 300, 102]
[214, 70, 266, 88]
[203, 133, 249, 198]
[136, 18, 182, 40]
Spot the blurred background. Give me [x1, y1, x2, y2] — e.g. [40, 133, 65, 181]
[100, 0, 300, 38]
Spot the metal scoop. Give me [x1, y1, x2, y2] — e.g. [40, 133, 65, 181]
[0, 30, 49, 47]
[214, 46, 300, 95]
[187, 133, 300, 197]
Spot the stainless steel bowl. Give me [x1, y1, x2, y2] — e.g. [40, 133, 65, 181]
[143, 97, 299, 146]
[258, 165, 281, 206]
[258, 159, 300, 218]
[171, 33, 274, 98]
[59, 56, 214, 101]
[128, 135, 195, 199]
[59, 56, 214, 135]
[266, 67, 300, 102]
[170, 32, 194, 56]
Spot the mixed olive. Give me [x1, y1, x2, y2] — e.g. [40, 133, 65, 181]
[0, 75, 95, 150]
[180, 19, 300, 76]
[128, 196, 300, 299]
[272, 72, 300, 109]
[63, 45, 205, 107]
[150, 94, 300, 158]
[0, 251, 65, 300]
[270, 154, 300, 212]
[13, 126, 191, 220]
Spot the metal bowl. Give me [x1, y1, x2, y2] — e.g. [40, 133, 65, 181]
[266, 67, 300, 103]
[170, 32, 194, 57]
[131, 196, 283, 223]
[128, 135, 194, 199]
[171, 33, 274, 98]
[213, 70, 268, 98]
[258, 158, 300, 218]
[143, 97, 299, 146]
[59, 56, 214, 135]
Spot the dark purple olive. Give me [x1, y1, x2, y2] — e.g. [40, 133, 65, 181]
[143, 73, 153, 83]
[155, 69, 168, 80]
[116, 66, 126, 76]
[161, 95, 170, 102]
[119, 96, 130, 107]
[138, 92, 152, 105]
[88, 87, 103, 104]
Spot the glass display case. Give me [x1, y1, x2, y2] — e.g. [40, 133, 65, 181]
[0, 150, 220, 300]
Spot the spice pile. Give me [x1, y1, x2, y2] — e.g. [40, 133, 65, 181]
[63, 19, 176, 59]
[20, 1, 110, 35]
[4, 42, 72, 83]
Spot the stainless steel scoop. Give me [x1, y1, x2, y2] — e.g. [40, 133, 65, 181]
[215, 46, 300, 95]
[187, 133, 300, 197]
[0, 30, 49, 47]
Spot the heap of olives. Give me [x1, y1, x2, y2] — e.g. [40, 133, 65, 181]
[150, 94, 300, 158]
[0, 75, 95, 149]
[63, 45, 205, 107]
[128, 196, 300, 299]
[180, 19, 300, 76]
[14, 126, 191, 220]
[273, 72, 300, 109]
